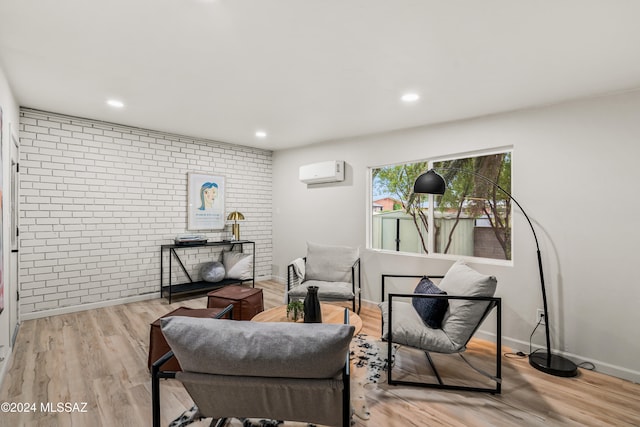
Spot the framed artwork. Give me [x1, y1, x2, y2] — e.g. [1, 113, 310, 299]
[187, 172, 225, 230]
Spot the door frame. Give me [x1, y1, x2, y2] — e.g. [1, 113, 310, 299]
[9, 124, 19, 345]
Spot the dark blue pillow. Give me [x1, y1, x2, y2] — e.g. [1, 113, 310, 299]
[412, 277, 448, 329]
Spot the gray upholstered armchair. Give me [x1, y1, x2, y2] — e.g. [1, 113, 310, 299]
[152, 312, 355, 427]
[287, 242, 361, 313]
[379, 260, 502, 394]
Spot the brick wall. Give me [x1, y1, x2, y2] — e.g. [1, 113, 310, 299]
[18, 109, 273, 315]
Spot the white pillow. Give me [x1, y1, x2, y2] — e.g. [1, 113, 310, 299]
[439, 260, 497, 350]
[222, 251, 253, 280]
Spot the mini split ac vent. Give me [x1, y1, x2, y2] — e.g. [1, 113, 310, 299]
[299, 160, 345, 184]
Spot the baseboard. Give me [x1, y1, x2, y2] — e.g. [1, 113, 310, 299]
[360, 297, 379, 310]
[272, 275, 286, 284]
[475, 331, 640, 384]
[20, 292, 161, 321]
[11, 322, 19, 347]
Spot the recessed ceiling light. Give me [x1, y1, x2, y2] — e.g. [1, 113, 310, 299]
[107, 99, 124, 108]
[401, 93, 420, 103]
[255, 131, 267, 138]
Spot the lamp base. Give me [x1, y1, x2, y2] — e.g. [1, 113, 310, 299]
[529, 351, 578, 377]
[231, 223, 240, 241]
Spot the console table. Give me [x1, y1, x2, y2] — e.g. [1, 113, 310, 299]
[160, 240, 255, 303]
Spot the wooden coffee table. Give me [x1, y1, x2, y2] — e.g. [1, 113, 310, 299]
[251, 303, 362, 334]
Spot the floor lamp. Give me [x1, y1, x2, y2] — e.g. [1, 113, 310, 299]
[414, 169, 578, 377]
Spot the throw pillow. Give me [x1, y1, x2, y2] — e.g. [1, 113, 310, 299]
[200, 261, 225, 282]
[438, 260, 497, 350]
[412, 276, 448, 329]
[222, 251, 253, 280]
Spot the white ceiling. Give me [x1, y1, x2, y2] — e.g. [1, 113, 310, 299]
[1, 0, 640, 151]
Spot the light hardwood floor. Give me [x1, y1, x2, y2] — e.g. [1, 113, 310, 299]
[1, 280, 639, 427]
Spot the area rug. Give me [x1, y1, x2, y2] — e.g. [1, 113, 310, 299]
[351, 333, 395, 385]
[167, 334, 394, 426]
[170, 411, 285, 427]
[349, 333, 396, 423]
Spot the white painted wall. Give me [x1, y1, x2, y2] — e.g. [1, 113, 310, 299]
[273, 89, 640, 382]
[0, 65, 20, 386]
[18, 109, 273, 317]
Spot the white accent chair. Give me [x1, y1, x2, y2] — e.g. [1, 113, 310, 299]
[287, 242, 361, 313]
[152, 311, 355, 427]
[379, 260, 502, 394]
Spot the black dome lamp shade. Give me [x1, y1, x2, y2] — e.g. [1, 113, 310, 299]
[413, 169, 446, 195]
[413, 167, 578, 378]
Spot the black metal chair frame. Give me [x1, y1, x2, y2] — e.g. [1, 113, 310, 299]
[152, 306, 352, 427]
[151, 304, 234, 427]
[382, 274, 502, 394]
[341, 309, 352, 426]
[287, 257, 361, 314]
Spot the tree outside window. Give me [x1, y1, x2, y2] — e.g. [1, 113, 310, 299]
[371, 151, 512, 261]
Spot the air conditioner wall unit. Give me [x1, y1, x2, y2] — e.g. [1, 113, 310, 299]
[299, 160, 345, 184]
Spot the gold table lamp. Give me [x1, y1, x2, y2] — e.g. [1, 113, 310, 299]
[227, 211, 245, 240]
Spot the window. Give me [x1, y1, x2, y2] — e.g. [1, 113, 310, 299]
[371, 149, 512, 261]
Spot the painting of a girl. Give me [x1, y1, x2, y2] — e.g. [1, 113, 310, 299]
[188, 173, 225, 230]
[198, 182, 218, 210]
